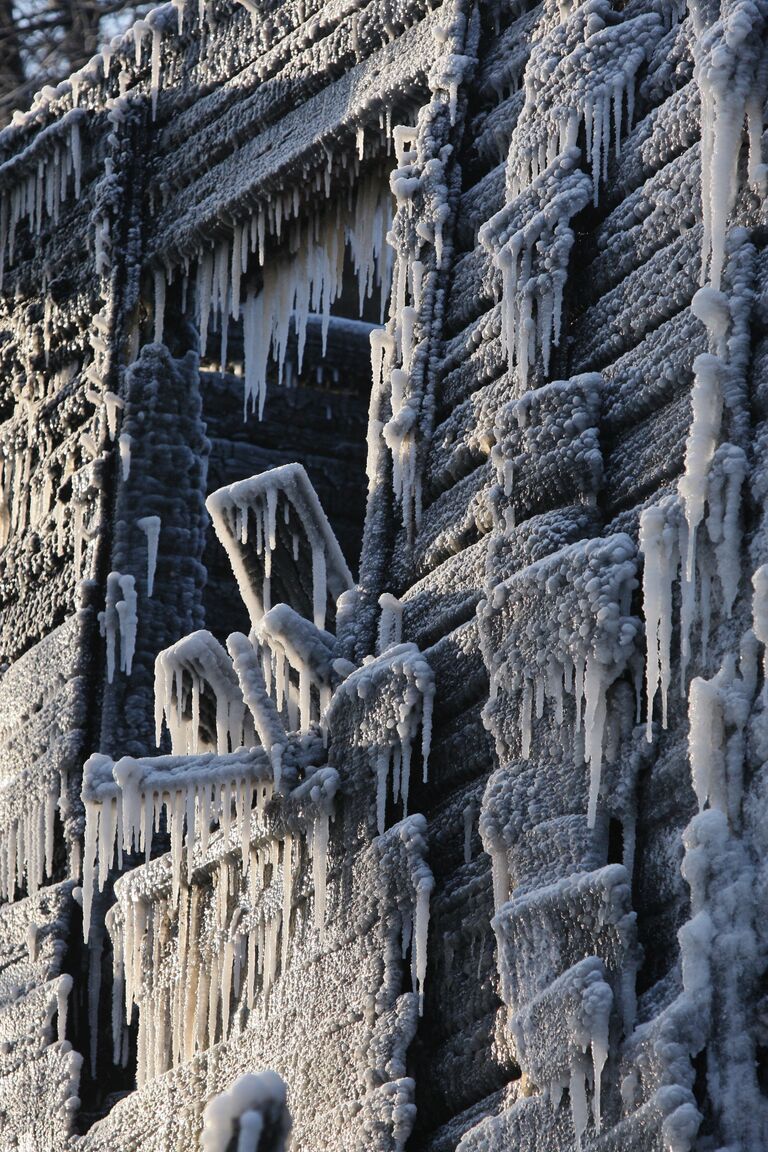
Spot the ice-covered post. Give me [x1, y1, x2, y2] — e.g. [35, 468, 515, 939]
[357, 0, 478, 656]
[99, 346, 210, 759]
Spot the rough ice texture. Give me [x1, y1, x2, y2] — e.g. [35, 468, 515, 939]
[201, 1070, 290, 1151]
[99, 345, 210, 759]
[0, 0, 767, 1148]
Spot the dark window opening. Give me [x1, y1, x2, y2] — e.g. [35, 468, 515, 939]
[194, 190, 392, 645]
[607, 817, 624, 866]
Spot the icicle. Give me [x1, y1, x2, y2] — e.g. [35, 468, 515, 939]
[119, 433, 132, 480]
[400, 733, 412, 817]
[104, 572, 121, 683]
[711, 447, 746, 618]
[171, 0, 185, 32]
[584, 654, 609, 828]
[753, 566, 768, 670]
[639, 505, 675, 740]
[150, 25, 162, 120]
[100, 392, 123, 441]
[490, 848, 509, 911]
[137, 515, 161, 595]
[679, 355, 722, 579]
[376, 748, 389, 835]
[71, 121, 82, 201]
[688, 674, 725, 812]
[116, 575, 137, 675]
[154, 268, 166, 343]
[570, 1062, 589, 1152]
[521, 677, 533, 758]
[414, 874, 430, 1015]
[281, 834, 293, 974]
[311, 541, 327, 631]
[378, 592, 403, 653]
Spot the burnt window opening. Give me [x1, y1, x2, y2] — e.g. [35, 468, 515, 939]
[607, 817, 625, 866]
[192, 174, 395, 646]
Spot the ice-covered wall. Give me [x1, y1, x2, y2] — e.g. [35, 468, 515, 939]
[0, 0, 767, 1147]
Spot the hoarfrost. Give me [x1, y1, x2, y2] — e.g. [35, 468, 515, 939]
[328, 644, 435, 834]
[201, 1070, 290, 1152]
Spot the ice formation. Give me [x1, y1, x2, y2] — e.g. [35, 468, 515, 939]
[640, 261, 751, 735]
[480, 535, 639, 828]
[503, 0, 666, 202]
[77, 452, 437, 1119]
[206, 463, 353, 630]
[479, 151, 592, 388]
[200, 1070, 290, 1152]
[233, 173, 393, 420]
[374, 814, 434, 1014]
[692, 0, 768, 287]
[84, 747, 263, 912]
[366, 2, 478, 536]
[328, 643, 435, 835]
[137, 515, 161, 597]
[226, 632, 288, 775]
[98, 572, 139, 683]
[0, 771, 59, 902]
[1, 0, 768, 1147]
[474, 0, 670, 392]
[153, 630, 254, 756]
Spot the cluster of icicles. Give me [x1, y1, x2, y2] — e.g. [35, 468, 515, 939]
[506, 0, 663, 202]
[330, 642, 435, 837]
[155, 172, 393, 422]
[204, 465, 355, 741]
[74, 436, 440, 1084]
[83, 743, 339, 1083]
[98, 572, 138, 684]
[152, 624, 315, 792]
[4, 0, 295, 142]
[0, 0, 242, 288]
[0, 445, 51, 549]
[107, 834, 303, 1084]
[153, 631, 258, 761]
[640, 286, 746, 738]
[93, 522, 158, 684]
[684, 558, 768, 823]
[370, 124, 430, 536]
[82, 751, 275, 922]
[0, 114, 84, 288]
[0, 367, 94, 555]
[480, 151, 592, 393]
[366, 9, 475, 536]
[206, 463, 353, 633]
[103, 793, 433, 1086]
[553, 958, 613, 1152]
[481, 0, 667, 386]
[376, 813, 434, 1014]
[693, 0, 768, 290]
[481, 534, 639, 830]
[0, 779, 59, 902]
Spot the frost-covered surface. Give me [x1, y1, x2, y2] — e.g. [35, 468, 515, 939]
[207, 462, 353, 632]
[0, 882, 80, 1148]
[75, 443, 436, 1148]
[77, 800, 432, 1151]
[0, 0, 767, 1146]
[327, 642, 435, 834]
[201, 1070, 290, 1152]
[99, 344, 210, 759]
[0, 614, 90, 901]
